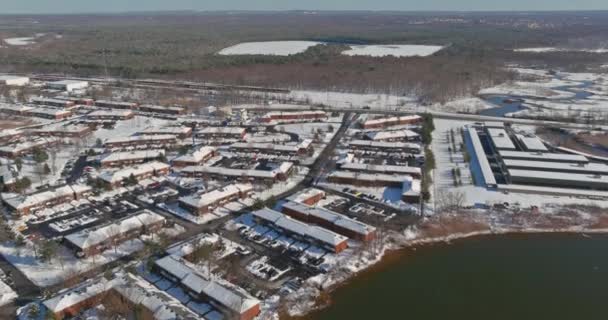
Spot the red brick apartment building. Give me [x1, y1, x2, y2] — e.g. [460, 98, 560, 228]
[98, 162, 170, 188]
[3, 184, 92, 215]
[103, 134, 177, 149]
[171, 146, 216, 168]
[261, 111, 327, 123]
[281, 201, 377, 242]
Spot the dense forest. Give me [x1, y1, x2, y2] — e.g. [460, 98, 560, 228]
[0, 11, 606, 102]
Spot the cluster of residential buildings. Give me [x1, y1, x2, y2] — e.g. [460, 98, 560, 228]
[2, 184, 92, 215]
[180, 161, 294, 184]
[179, 183, 253, 215]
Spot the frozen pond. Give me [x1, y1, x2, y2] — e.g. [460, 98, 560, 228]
[218, 41, 322, 56]
[341, 44, 444, 57]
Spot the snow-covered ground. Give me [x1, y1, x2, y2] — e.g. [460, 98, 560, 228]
[218, 41, 322, 56]
[0, 279, 17, 307]
[0, 239, 144, 287]
[342, 44, 444, 57]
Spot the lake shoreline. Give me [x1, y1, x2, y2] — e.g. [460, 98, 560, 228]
[285, 225, 608, 320]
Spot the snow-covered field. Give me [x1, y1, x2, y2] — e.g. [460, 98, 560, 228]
[3, 37, 36, 46]
[515, 47, 608, 53]
[218, 41, 322, 56]
[342, 44, 444, 57]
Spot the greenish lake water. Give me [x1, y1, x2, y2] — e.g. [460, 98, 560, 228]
[308, 233, 608, 320]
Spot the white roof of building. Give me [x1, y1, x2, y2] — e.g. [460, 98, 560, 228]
[402, 176, 422, 196]
[467, 126, 497, 186]
[264, 110, 326, 117]
[287, 188, 325, 203]
[28, 107, 72, 116]
[516, 134, 548, 152]
[179, 184, 252, 209]
[329, 170, 412, 184]
[498, 150, 589, 163]
[95, 100, 138, 107]
[0, 128, 21, 139]
[99, 161, 170, 183]
[0, 137, 59, 154]
[0, 75, 28, 81]
[198, 127, 246, 135]
[64, 210, 165, 250]
[231, 140, 311, 153]
[139, 104, 184, 112]
[181, 161, 293, 179]
[282, 201, 376, 236]
[349, 140, 421, 151]
[139, 127, 192, 135]
[88, 110, 134, 117]
[487, 128, 516, 150]
[43, 278, 109, 313]
[366, 129, 419, 141]
[0, 103, 33, 112]
[340, 162, 421, 176]
[363, 115, 422, 127]
[504, 159, 608, 174]
[508, 169, 608, 185]
[48, 80, 88, 86]
[172, 146, 216, 164]
[3, 184, 91, 210]
[105, 135, 176, 145]
[253, 208, 348, 246]
[101, 150, 165, 163]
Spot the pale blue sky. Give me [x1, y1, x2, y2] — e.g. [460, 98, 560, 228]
[2, 0, 608, 14]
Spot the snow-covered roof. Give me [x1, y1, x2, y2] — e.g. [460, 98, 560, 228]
[31, 97, 72, 105]
[467, 126, 497, 187]
[44, 272, 198, 319]
[179, 183, 252, 209]
[43, 278, 109, 313]
[287, 188, 325, 204]
[27, 107, 72, 117]
[508, 169, 608, 185]
[101, 149, 165, 163]
[0, 128, 21, 139]
[139, 126, 192, 136]
[99, 161, 170, 184]
[64, 210, 165, 250]
[3, 184, 91, 210]
[340, 162, 421, 176]
[515, 134, 548, 152]
[139, 104, 185, 112]
[402, 176, 422, 197]
[105, 134, 177, 145]
[487, 128, 516, 150]
[198, 127, 246, 135]
[252, 208, 348, 246]
[155, 255, 260, 314]
[95, 100, 138, 108]
[48, 79, 88, 86]
[32, 124, 90, 134]
[366, 129, 419, 141]
[348, 140, 421, 151]
[231, 139, 311, 153]
[362, 115, 422, 127]
[181, 161, 293, 179]
[88, 109, 134, 117]
[329, 170, 412, 184]
[0, 103, 33, 112]
[504, 159, 608, 175]
[172, 146, 216, 164]
[0, 137, 59, 154]
[282, 201, 376, 237]
[498, 150, 589, 163]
